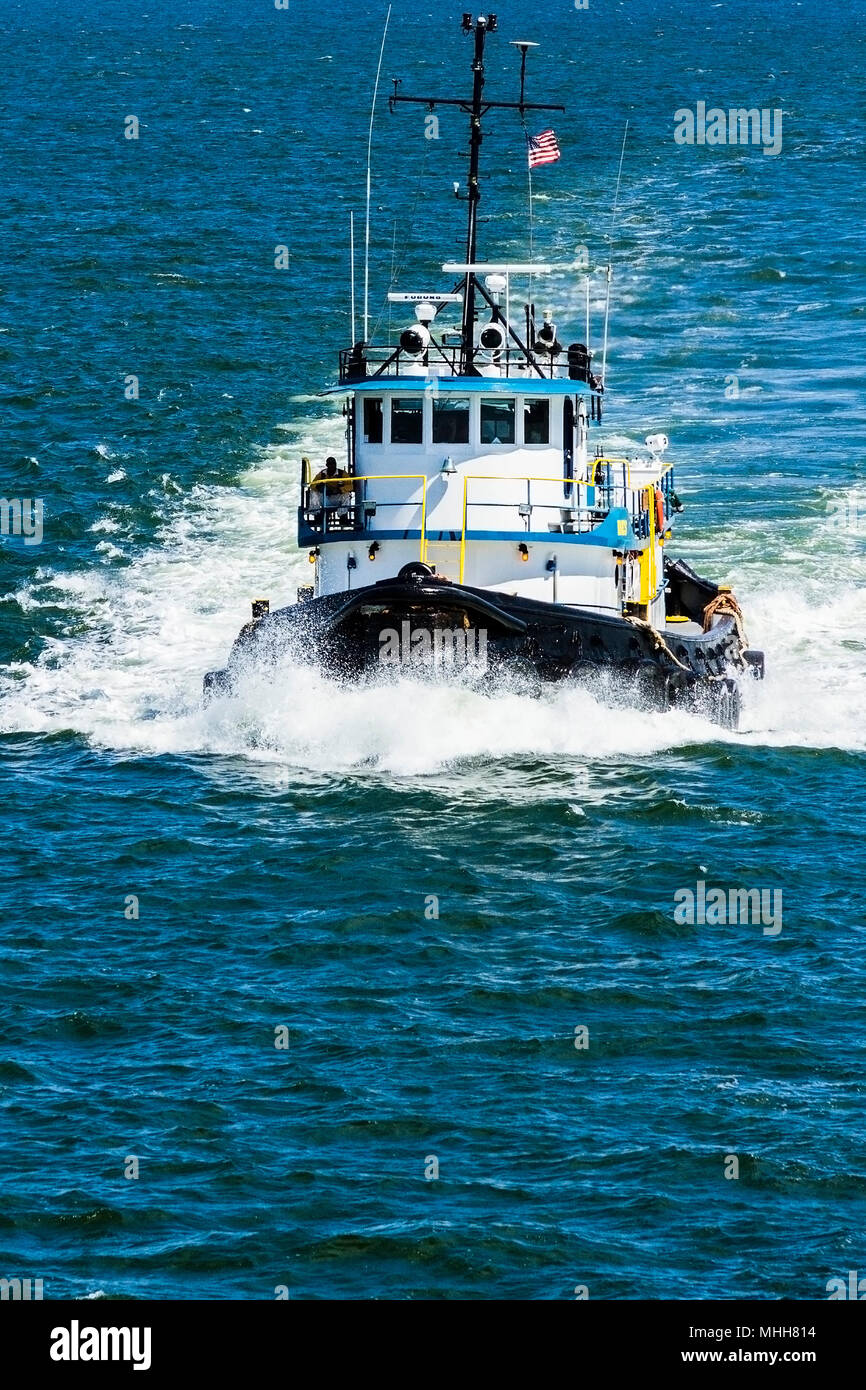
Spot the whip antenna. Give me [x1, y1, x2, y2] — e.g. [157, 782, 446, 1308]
[349, 211, 356, 343]
[364, 5, 392, 342]
[511, 40, 540, 300]
[601, 119, 629, 390]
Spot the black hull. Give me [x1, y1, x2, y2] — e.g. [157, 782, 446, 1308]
[205, 558, 763, 730]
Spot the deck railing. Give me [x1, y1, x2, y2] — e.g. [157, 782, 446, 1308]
[339, 342, 592, 385]
[458, 474, 616, 583]
[298, 459, 676, 598]
[298, 471, 428, 561]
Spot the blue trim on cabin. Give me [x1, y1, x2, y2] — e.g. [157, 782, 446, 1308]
[298, 508, 635, 549]
[323, 377, 594, 397]
[469, 509, 635, 548]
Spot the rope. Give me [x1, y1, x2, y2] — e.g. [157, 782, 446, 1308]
[623, 614, 692, 673]
[702, 591, 748, 648]
[621, 589, 747, 678]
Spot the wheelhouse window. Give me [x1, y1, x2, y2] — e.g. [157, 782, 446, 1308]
[480, 398, 515, 445]
[390, 397, 424, 444]
[432, 396, 470, 444]
[363, 397, 383, 444]
[524, 398, 550, 445]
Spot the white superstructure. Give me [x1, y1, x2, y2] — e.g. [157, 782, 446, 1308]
[300, 275, 676, 628]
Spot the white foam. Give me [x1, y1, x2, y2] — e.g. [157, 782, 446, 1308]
[1, 427, 864, 771]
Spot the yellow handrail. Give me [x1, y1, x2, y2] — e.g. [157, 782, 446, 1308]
[304, 470, 428, 564]
[456, 467, 674, 589]
[593, 457, 673, 486]
[648, 486, 656, 602]
[591, 456, 633, 489]
[458, 473, 604, 583]
[598, 459, 672, 609]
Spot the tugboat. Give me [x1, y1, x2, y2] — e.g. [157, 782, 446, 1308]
[205, 13, 764, 728]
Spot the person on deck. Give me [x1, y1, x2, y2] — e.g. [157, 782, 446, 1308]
[309, 457, 353, 522]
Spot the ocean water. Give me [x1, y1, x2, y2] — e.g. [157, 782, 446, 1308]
[0, 0, 864, 1300]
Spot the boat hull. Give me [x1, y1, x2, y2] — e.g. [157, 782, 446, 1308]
[204, 559, 763, 730]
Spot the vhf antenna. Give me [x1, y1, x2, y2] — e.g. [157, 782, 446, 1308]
[601, 120, 629, 391]
[390, 14, 563, 374]
[364, 5, 392, 343]
[511, 38, 539, 116]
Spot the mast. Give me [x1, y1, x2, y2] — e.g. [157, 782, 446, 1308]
[460, 16, 488, 370]
[390, 13, 563, 375]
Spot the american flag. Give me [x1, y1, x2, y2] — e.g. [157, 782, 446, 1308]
[527, 128, 561, 169]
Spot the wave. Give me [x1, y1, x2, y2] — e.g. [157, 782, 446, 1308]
[0, 420, 864, 772]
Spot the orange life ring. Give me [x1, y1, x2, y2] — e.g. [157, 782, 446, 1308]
[654, 487, 665, 534]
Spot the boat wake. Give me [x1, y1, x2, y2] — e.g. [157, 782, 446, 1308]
[0, 430, 864, 774]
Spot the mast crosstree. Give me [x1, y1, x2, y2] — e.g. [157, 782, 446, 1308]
[389, 13, 563, 374]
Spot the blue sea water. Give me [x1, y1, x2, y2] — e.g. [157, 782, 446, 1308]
[1, 0, 865, 1300]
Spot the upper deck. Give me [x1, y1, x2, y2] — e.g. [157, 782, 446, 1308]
[338, 342, 598, 389]
[338, 256, 605, 392]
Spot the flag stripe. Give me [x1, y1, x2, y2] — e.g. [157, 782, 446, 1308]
[527, 128, 561, 168]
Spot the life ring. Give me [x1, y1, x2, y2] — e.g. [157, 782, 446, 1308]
[654, 487, 665, 534]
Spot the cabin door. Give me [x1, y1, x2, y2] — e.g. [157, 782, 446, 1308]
[563, 397, 575, 499]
